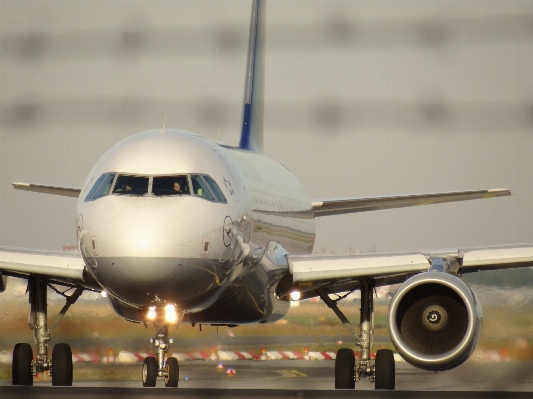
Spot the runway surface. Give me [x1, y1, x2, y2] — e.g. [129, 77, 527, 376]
[0, 387, 531, 399]
[1, 360, 532, 398]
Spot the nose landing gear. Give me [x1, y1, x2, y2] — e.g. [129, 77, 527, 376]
[143, 324, 179, 387]
[318, 281, 395, 391]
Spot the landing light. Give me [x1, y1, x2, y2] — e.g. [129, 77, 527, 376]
[147, 306, 156, 320]
[165, 304, 178, 323]
[290, 291, 301, 301]
[100, 290, 108, 298]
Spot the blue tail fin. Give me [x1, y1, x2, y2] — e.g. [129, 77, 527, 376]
[238, 0, 265, 153]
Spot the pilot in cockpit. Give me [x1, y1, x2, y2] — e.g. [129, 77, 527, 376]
[173, 182, 183, 194]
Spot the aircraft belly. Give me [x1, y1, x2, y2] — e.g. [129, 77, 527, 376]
[92, 256, 228, 308]
[186, 245, 290, 325]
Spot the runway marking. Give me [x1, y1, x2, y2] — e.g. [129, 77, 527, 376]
[278, 370, 307, 378]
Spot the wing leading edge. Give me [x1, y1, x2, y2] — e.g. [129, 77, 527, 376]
[286, 243, 533, 293]
[12, 182, 81, 198]
[0, 246, 99, 290]
[312, 189, 511, 217]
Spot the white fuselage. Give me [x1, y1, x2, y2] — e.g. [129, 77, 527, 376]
[77, 129, 315, 324]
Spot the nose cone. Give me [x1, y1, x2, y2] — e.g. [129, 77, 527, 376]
[109, 210, 190, 258]
[89, 208, 197, 305]
[98, 210, 190, 285]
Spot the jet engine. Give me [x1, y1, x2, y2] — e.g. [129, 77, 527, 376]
[388, 272, 483, 371]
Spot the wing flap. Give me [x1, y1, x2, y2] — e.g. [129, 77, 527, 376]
[0, 247, 85, 281]
[287, 243, 533, 287]
[12, 182, 81, 198]
[312, 189, 511, 217]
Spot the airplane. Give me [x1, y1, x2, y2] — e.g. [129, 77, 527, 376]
[2, 0, 533, 390]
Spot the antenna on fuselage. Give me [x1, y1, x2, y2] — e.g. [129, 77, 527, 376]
[160, 113, 167, 134]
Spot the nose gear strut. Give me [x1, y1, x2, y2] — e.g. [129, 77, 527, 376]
[143, 313, 180, 387]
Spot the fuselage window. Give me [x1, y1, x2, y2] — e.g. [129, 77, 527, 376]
[152, 175, 190, 196]
[202, 175, 227, 203]
[85, 173, 116, 202]
[113, 175, 149, 195]
[191, 175, 215, 201]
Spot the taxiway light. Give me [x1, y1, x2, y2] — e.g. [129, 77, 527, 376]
[100, 290, 108, 298]
[165, 304, 178, 323]
[147, 306, 156, 320]
[290, 291, 301, 301]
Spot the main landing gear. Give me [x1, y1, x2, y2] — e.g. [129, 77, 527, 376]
[318, 280, 395, 391]
[13, 277, 83, 386]
[143, 321, 179, 387]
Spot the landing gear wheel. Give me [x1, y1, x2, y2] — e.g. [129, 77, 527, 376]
[164, 357, 179, 387]
[52, 343, 73, 386]
[335, 348, 355, 389]
[375, 349, 395, 390]
[142, 356, 158, 387]
[12, 343, 33, 386]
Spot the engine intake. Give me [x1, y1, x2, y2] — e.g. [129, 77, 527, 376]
[388, 272, 482, 371]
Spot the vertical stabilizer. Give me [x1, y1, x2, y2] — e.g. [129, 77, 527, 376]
[238, 0, 265, 153]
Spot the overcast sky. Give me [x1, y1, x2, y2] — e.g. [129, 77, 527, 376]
[1, 0, 533, 255]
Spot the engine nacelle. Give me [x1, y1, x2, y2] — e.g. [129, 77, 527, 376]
[388, 272, 483, 371]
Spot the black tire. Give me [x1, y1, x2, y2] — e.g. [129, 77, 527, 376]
[375, 349, 395, 390]
[142, 356, 158, 387]
[335, 348, 355, 389]
[164, 357, 179, 387]
[52, 343, 73, 386]
[12, 343, 33, 386]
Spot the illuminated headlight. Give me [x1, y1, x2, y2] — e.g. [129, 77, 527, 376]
[147, 306, 156, 320]
[290, 291, 301, 301]
[100, 290, 108, 298]
[165, 304, 178, 323]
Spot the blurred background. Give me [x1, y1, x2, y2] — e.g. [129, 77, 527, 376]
[1, 0, 533, 370]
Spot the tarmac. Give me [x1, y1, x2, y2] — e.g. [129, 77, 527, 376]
[1, 359, 532, 398]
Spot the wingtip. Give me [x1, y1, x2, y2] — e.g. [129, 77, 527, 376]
[488, 188, 512, 197]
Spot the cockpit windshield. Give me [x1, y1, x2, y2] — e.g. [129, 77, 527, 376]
[152, 175, 190, 196]
[85, 172, 226, 203]
[113, 175, 149, 195]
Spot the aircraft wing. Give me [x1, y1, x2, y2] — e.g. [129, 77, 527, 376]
[281, 243, 533, 299]
[0, 246, 96, 288]
[12, 182, 81, 198]
[311, 189, 511, 217]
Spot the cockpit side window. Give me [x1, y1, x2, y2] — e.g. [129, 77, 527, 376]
[113, 175, 149, 196]
[191, 175, 215, 201]
[202, 175, 227, 203]
[85, 173, 116, 202]
[85, 174, 107, 202]
[93, 173, 116, 199]
[152, 175, 190, 196]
